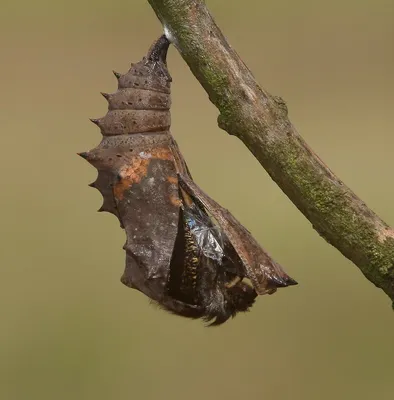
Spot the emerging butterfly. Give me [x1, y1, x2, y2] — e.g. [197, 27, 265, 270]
[79, 35, 297, 325]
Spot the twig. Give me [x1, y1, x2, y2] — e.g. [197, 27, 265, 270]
[147, 0, 394, 306]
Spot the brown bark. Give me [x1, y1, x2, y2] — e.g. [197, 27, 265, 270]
[147, 0, 394, 306]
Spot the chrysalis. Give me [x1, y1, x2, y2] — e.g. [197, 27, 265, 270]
[79, 35, 297, 325]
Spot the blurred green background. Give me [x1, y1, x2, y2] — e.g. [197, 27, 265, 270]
[1, 0, 394, 399]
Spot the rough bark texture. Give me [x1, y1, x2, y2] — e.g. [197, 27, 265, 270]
[147, 0, 394, 306]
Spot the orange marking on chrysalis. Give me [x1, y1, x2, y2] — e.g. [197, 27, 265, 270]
[114, 158, 150, 200]
[167, 176, 178, 185]
[169, 194, 182, 207]
[114, 147, 175, 200]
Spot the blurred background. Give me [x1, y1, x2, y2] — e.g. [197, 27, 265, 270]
[1, 0, 393, 399]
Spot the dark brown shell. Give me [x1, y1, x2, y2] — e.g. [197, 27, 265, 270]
[79, 36, 181, 303]
[79, 35, 297, 325]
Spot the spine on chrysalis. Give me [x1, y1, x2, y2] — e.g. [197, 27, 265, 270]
[79, 36, 175, 219]
[92, 36, 172, 136]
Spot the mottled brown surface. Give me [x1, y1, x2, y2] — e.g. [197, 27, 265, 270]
[79, 35, 297, 324]
[104, 88, 171, 111]
[79, 37, 182, 303]
[114, 147, 174, 200]
[94, 109, 171, 135]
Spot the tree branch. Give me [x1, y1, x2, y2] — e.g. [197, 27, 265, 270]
[147, 0, 394, 306]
